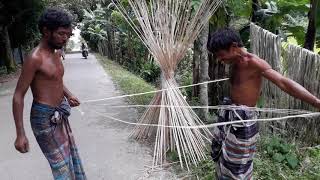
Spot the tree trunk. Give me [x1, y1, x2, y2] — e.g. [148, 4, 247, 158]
[109, 28, 115, 60]
[304, 0, 319, 51]
[105, 28, 115, 60]
[115, 32, 121, 62]
[208, 7, 230, 111]
[198, 23, 210, 121]
[18, 45, 24, 64]
[127, 31, 133, 59]
[192, 41, 200, 98]
[251, 0, 261, 23]
[1, 26, 16, 73]
[208, 54, 230, 110]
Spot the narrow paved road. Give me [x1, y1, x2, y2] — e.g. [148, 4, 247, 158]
[0, 53, 175, 180]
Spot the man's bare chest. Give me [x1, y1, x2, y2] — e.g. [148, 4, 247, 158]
[38, 60, 64, 80]
[231, 68, 260, 86]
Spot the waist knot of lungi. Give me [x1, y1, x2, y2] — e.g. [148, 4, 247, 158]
[50, 98, 71, 124]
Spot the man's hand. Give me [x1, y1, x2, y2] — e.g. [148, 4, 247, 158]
[313, 99, 320, 110]
[14, 135, 29, 153]
[67, 96, 80, 107]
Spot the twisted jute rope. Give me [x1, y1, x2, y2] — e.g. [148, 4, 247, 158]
[79, 108, 320, 129]
[77, 77, 320, 128]
[82, 78, 229, 103]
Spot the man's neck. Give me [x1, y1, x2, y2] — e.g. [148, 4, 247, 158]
[39, 39, 55, 54]
[235, 48, 251, 66]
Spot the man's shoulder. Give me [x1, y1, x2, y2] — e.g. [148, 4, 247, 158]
[247, 53, 261, 62]
[247, 53, 272, 72]
[25, 48, 43, 66]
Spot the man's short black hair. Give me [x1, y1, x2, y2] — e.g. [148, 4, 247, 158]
[38, 8, 73, 34]
[207, 28, 243, 53]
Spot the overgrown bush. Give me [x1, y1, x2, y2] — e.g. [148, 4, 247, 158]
[255, 137, 320, 179]
[166, 136, 320, 179]
[140, 60, 161, 83]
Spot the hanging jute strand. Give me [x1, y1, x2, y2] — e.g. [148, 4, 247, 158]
[250, 23, 320, 141]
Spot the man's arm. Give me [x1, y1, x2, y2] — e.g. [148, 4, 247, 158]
[63, 84, 80, 107]
[251, 57, 320, 108]
[262, 69, 320, 108]
[12, 55, 41, 153]
[63, 84, 72, 99]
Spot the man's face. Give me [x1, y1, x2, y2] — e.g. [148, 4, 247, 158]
[215, 45, 241, 64]
[215, 49, 236, 64]
[48, 27, 73, 49]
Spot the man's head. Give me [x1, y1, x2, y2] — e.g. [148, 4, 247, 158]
[38, 8, 73, 49]
[207, 28, 244, 64]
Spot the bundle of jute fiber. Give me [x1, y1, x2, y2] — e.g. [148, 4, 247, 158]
[250, 24, 320, 141]
[285, 45, 320, 110]
[112, 0, 222, 170]
[250, 23, 284, 109]
[250, 23, 288, 135]
[283, 44, 320, 142]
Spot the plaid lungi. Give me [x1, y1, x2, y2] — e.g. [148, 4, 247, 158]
[30, 98, 86, 180]
[211, 98, 259, 180]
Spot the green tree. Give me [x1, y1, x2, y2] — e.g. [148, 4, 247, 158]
[227, 0, 311, 46]
[304, 0, 319, 50]
[0, 0, 45, 73]
[80, 4, 109, 51]
[45, 0, 110, 21]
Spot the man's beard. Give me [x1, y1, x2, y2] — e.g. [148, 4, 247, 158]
[48, 40, 63, 49]
[48, 36, 63, 49]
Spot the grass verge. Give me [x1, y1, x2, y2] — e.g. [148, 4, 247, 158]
[95, 53, 155, 105]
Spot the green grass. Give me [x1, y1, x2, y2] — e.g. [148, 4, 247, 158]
[185, 137, 320, 180]
[95, 54, 155, 105]
[253, 137, 320, 180]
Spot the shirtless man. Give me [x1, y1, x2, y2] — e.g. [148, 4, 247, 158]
[207, 28, 320, 179]
[12, 8, 86, 179]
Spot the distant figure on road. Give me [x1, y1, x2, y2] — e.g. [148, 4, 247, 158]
[81, 42, 88, 59]
[81, 43, 87, 51]
[12, 8, 87, 180]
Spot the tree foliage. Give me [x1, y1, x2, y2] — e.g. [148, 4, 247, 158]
[226, 0, 318, 48]
[80, 4, 109, 50]
[0, 0, 46, 73]
[79, 1, 160, 83]
[0, 0, 46, 49]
